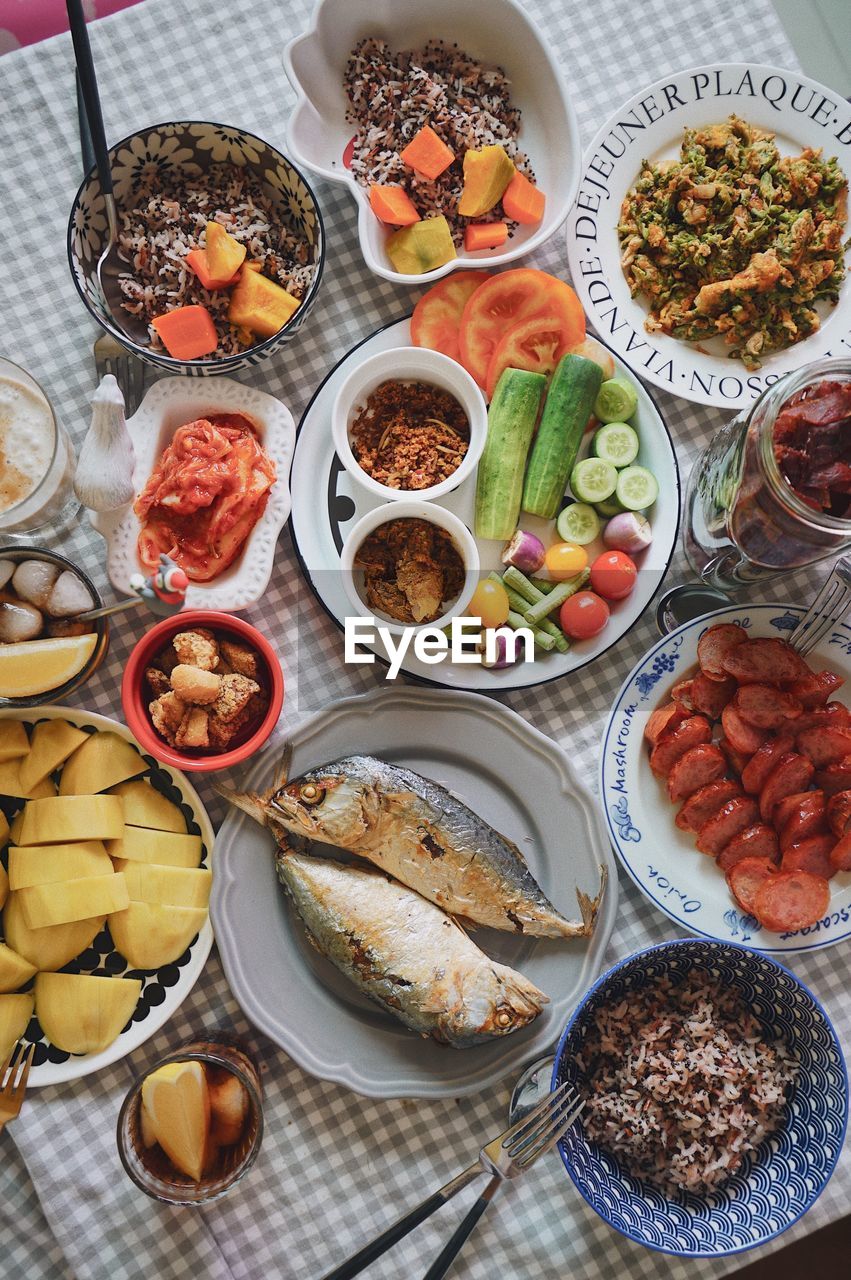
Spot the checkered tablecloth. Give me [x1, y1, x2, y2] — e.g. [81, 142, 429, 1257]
[1, 0, 848, 1277]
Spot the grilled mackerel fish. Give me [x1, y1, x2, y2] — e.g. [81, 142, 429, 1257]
[232, 754, 605, 938]
[276, 850, 547, 1046]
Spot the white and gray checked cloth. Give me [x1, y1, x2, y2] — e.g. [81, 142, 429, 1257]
[0, 0, 848, 1277]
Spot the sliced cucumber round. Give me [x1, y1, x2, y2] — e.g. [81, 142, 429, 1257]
[593, 376, 638, 423]
[616, 464, 659, 511]
[595, 494, 626, 518]
[556, 502, 600, 546]
[570, 457, 618, 505]
[592, 422, 639, 468]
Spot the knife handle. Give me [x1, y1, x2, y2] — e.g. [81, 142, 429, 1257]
[422, 1174, 501, 1280]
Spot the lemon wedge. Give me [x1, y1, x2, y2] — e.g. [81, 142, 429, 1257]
[0, 634, 97, 697]
[141, 1060, 210, 1181]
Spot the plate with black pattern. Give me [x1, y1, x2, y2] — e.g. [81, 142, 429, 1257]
[0, 706, 215, 1087]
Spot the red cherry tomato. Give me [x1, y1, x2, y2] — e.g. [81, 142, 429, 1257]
[589, 550, 637, 600]
[559, 591, 610, 639]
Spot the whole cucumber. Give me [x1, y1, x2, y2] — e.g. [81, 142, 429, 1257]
[474, 368, 547, 540]
[521, 355, 604, 520]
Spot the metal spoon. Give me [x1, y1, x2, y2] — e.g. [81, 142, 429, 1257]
[654, 582, 733, 636]
[66, 0, 149, 346]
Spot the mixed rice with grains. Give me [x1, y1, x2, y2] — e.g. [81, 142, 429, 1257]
[117, 163, 314, 357]
[344, 38, 533, 245]
[575, 971, 796, 1193]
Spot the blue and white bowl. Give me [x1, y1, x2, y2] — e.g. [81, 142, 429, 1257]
[553, 939, 847, 1257]
[67, 121, 324, 376]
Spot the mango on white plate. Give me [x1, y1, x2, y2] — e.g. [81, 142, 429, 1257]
[18, 794, 124, 845]
[0, 861, 7, 912]
[35, 972, 141, 1055]
[0, 942, 37, 993]
[8, 840, 111, 890]
[8, 810, 24, 845]
[3, 893, 105, 971]
[115, 861, 211, 909]
[141, 1060, 210, 1181]
[0, 993, 34, 1064]
[17, 720, 88, 794]
[0, 720, 29, 764]
[107, 826, 202, 868]
[59, 732, 146, 796]
[0, 810, 10, 848]
[0, 761, 57, 799]
[109, 901, 206, 969]
[108, 780, 187, 834]
[19, 872, 129, 929]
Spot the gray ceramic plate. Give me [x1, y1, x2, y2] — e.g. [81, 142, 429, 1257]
[211, 686, 617, 1099]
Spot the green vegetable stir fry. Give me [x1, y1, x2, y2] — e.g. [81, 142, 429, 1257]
[618, 115, 849, 369]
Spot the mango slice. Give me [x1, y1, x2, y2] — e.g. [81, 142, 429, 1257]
[3, 894, 105, 971]
[59, 732, 146, 796]
[0, 761, 57, 799]
[0, 861, 7, 912]
[0, 810, 9, 848]
[108, 780, 187, 834]
[115, 860, 211, 909]
[385, 216, 456, 275]
[109, 902, 206, 969]
[17, 720, 88, 794]
[0, 721, 29, 764]
[0, 942, 37, 994]
[18, 795, 125, 845]
[19, 872, 129, 929]
[0, 993, 34, 1063]
[8, 810, 24, 845]
[107, 826, 202, 868]
[228, 266, 300, 338]
[8, 840, 112, 890]
[205, 220, 246, 281]
[141, 1060, 210, 1181]
[35, 973, 141, 1055]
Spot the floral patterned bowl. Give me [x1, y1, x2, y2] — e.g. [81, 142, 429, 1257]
[67, 121, 325, 376]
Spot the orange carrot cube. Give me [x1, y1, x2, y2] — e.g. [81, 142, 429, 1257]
[400, 126, 455, 180]
[502, 170, 546, 225]
[369, 184, 421, 226]
[151, 305, 219, 360]
[464, 222, 509, 252]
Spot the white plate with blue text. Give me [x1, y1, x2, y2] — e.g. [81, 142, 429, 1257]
[567, 63, 851, 411]
[599, 603, 851, 953]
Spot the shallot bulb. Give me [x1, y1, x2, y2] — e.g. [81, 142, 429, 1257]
[602, 512, 652, 554]
[501, 530, 546, 574]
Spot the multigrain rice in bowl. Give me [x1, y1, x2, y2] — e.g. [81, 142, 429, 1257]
[552, 939, 848, 1257]
[67, 121, 324, 376]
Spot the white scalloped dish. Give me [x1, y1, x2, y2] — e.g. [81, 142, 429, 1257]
[283, 0, 580, 284]
[89, 377, 295, 612]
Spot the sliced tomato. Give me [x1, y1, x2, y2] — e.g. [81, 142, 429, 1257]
[410, 271, 491, 362]
[485, 313, 570, 400]
[458, 269, 586, 390]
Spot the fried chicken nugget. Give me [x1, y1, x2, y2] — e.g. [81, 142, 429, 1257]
[219, 640, 259, 680]
[149, 692, 187, 745]
[172, 629, 219, 671]
[212, 673, 260, 724]
[175, 707, 210, 750]
[170, 664, 222, 705]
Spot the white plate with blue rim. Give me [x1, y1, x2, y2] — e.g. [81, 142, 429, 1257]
[599, 603, 851, 953]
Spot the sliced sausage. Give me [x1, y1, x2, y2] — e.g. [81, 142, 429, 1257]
[671, 679, 695, 711]
[778, 792, 827, 852]
[829, 831, 851, 873]
[690, 670, 736, 720]
[753, 870, 830, 933]
[644, 702, 690, 746]
[787, 669, 845, 709]
[759, 753, 816, 821]
[781, 834, 836, 879]
[727, 857, 777, 915]
[741, 734, 795, 795]
[826, 790, 851, 838]
[649, 715, 712, 776]
[773, 790, 820, 831]
[733, 684, 802, 730]
[796, 726, 851, 768]
[721, 703, 768, 756]
[717, 824, 779, 872]
[720, 736, 751, 777]
[675, 779, 743, 832]
[696, 797, 760, 856]
[697, 623, 748, 680]
[720, 638, 810, 685]
[794, 701, 851, 732]
[815, 758, 851, 797]
[667, 744, 728, 803]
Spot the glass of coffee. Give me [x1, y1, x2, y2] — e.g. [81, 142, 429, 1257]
[0, 357, 77, 534]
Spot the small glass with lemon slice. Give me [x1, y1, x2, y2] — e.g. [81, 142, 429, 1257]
[116, 1034, 263, 1204]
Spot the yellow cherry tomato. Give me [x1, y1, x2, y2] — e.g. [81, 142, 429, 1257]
[468, 579, 510, 628]
[544, 541, 589, 581]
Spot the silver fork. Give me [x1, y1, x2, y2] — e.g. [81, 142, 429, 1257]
[0, 1041, 35, 1134]
[787, 553, 851, 656]
[321, 1080, 583, 1280]
[93, 333, 145, 416]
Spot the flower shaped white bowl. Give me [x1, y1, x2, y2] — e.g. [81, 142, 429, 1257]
[88, 376, 295, 612]
[283, 0, 580, 284]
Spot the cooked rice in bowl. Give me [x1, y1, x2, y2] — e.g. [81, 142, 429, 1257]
[117, 163, 315, 358]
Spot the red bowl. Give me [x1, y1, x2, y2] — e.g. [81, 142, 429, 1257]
[121, 610, 284, 772]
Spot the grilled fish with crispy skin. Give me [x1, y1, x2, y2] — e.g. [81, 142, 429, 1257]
[276, 850, 547, 1046]
[230, 754, 605, 938]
